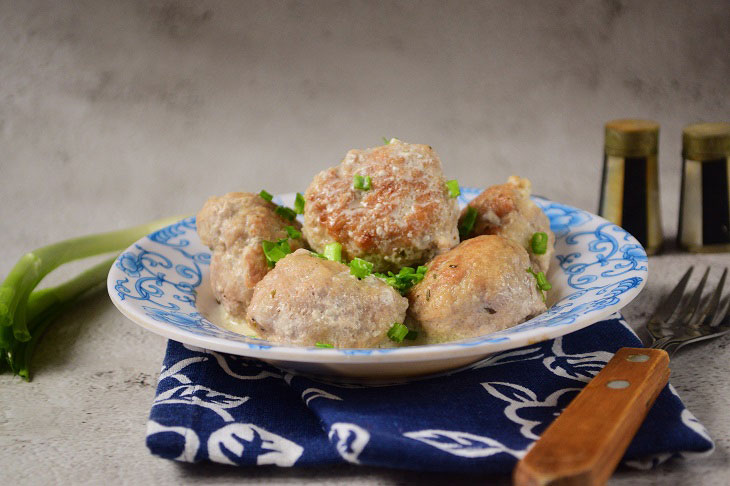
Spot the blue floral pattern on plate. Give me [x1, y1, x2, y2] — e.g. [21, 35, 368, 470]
[107, 190, 647, 368]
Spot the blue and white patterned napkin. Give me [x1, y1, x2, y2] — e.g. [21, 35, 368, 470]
[146, 314, 714, 473]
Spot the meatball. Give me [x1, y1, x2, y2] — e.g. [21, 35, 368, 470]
[197, 192, 304, 318]
[459, 176, 554, 273]
[407, 235, 546, 344]
[246, 249, 408, 347]
[303, 139, 460, 272]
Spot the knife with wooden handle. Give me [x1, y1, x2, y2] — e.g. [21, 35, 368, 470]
[513, 347, 670, 486]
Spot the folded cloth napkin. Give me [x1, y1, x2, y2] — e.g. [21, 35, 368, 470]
[146, 313, 714, 473]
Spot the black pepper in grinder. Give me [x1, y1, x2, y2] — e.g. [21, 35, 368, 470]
[598, 119, 663, 254]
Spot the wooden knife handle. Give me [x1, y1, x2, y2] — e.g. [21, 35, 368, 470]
[513, 347, 670, 486]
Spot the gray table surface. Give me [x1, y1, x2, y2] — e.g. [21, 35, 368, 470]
[1, 1, 729, 484]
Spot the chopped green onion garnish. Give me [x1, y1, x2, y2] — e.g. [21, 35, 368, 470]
[373, 265, 427, 294]
[275, 206, 297, 221]
[259, 190, 273, 202]
[323, 242, 342, 263]
[526, 267, 551, 302]
[459, 206, 478, 239]
[285, 226, 301, 239]
[294, 193, 305, 214]
[353, 174, 372, 191]
[387, 322, 410, 343]
[315, 342, 334, 348]
[536, 274, 551, 291]
[446, 180, 460, 198]
[382, 137, 392, 144]
[531, 232, 548, 255]
[349, 258, 374, 279]
[262, 238, 292, 267]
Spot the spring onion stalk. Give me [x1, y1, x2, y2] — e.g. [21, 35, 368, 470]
[9, 256, 116, 380]
[0, 216, 183, 343]
[0, 214, 184, 380]
[315, 342, 334, 348]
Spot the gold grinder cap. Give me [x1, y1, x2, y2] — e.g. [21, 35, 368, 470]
[682, 122, 730, 160]
[604, 119, 659, 157]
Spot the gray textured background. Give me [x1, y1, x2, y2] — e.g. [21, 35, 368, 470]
[1, 1, 729, 484]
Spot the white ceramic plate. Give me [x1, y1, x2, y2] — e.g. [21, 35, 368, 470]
[107, 189, 647, 382]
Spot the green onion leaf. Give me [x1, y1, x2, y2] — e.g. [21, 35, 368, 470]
[373, 265, 427, 294]
[323, 242, 342, 263]
[315, 342, 334, 348]
[531, 232, 548, 255]
[278, 238, 291, 254]
[262, 238, 293, 267]
[526, 267, 551, 302]
[349, 258, 374, 279]
[294, 193, 305, 214]
[446, 180, 460, 198]
[275, 206, 297, 221]
[353, 175, 364, 189]
[353, 174, 372, 191]
[285, 226, 301, 239]
[387, 322, 409, 343]
[259, 190, 273, 202]
[536, 272, 552, 291]
[459, 206, 478, 239]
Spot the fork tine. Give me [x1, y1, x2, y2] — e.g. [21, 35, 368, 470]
[670, 267, 711, 326]
[672, 300, 730, 354]
[648, 266, 694, 324]
[691, 268, 727, 328]
[671, 277, 730, 354]
[716, 296, 730, 329]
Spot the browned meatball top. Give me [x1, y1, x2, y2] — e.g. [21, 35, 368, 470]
[303, 139, 459, 272]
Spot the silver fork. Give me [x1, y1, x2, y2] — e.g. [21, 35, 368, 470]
[647, 266, 730, 356]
